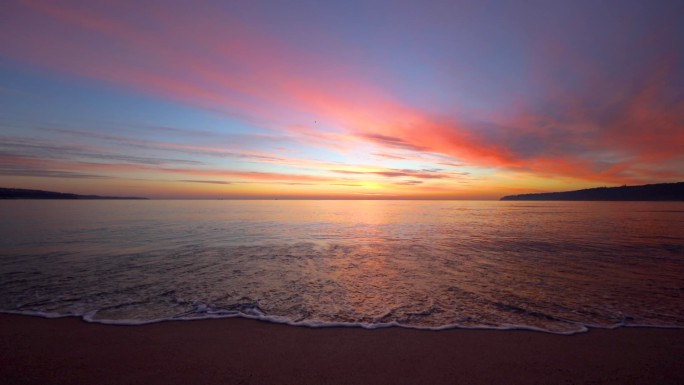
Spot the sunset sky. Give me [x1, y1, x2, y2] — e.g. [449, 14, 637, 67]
[1, 0, 682, 199]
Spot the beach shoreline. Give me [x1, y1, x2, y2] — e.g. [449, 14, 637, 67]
[2, 314, 683, 385]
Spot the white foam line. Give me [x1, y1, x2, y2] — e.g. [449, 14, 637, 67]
[3, 309, 684, 335]
[0, 309, 78, 319]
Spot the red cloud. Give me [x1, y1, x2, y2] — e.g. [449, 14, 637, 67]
[1, 1, 681, 188]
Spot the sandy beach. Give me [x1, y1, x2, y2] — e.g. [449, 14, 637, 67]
[1, 314, 683, 385]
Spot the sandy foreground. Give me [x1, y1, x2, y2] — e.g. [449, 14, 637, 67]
[1, 314, 683, 385]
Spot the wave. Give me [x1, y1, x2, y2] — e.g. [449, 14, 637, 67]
[3, 305, 682, 336]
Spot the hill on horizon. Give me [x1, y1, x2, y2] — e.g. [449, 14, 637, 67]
[0, 187, 148, 200]
[501, 182, 684, 201]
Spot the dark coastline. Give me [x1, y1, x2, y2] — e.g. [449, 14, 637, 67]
[501, 182, 684, 201]
[2, 314, 683, 385]
[0, 187, 147, 200]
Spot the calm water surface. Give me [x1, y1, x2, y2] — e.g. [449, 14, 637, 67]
[1, 200, 683, 334]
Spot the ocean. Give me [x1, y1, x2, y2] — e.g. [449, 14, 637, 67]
[1, 200, 683, 334]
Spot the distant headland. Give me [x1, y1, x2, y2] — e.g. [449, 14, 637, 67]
[0, 187, 148, 200]
[501, 182, 684, 201]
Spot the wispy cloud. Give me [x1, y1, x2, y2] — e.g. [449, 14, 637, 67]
[331, 168, 456, 180]
[0, 0, 681, 197]
[0, 168, 110, 179]
[0, 136, 204, 166]
[178, 180, 231, 185]
[357, 133, 428, 152]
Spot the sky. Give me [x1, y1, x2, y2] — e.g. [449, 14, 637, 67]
[1, 0, 682, 199]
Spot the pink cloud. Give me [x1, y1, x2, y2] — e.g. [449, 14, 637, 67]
[1, 1, 681, 189]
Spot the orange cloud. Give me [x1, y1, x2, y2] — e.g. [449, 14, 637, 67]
[1, 0, 681, 196]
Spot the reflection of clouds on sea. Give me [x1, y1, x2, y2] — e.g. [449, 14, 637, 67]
[0, 200, 683, 334]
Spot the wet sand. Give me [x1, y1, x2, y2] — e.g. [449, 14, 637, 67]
[1, 314, 683, 385]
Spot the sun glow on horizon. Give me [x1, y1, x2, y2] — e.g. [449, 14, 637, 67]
[1, 1, 682, 198]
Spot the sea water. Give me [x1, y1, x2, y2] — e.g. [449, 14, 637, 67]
[1, 200, 682, 334]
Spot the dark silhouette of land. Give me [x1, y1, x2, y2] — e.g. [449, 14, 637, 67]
[501, 182, 684, 201]
[0, 187, 147, 200]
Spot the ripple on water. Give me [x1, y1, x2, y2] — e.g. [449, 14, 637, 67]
[0, 200, 683, 334]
